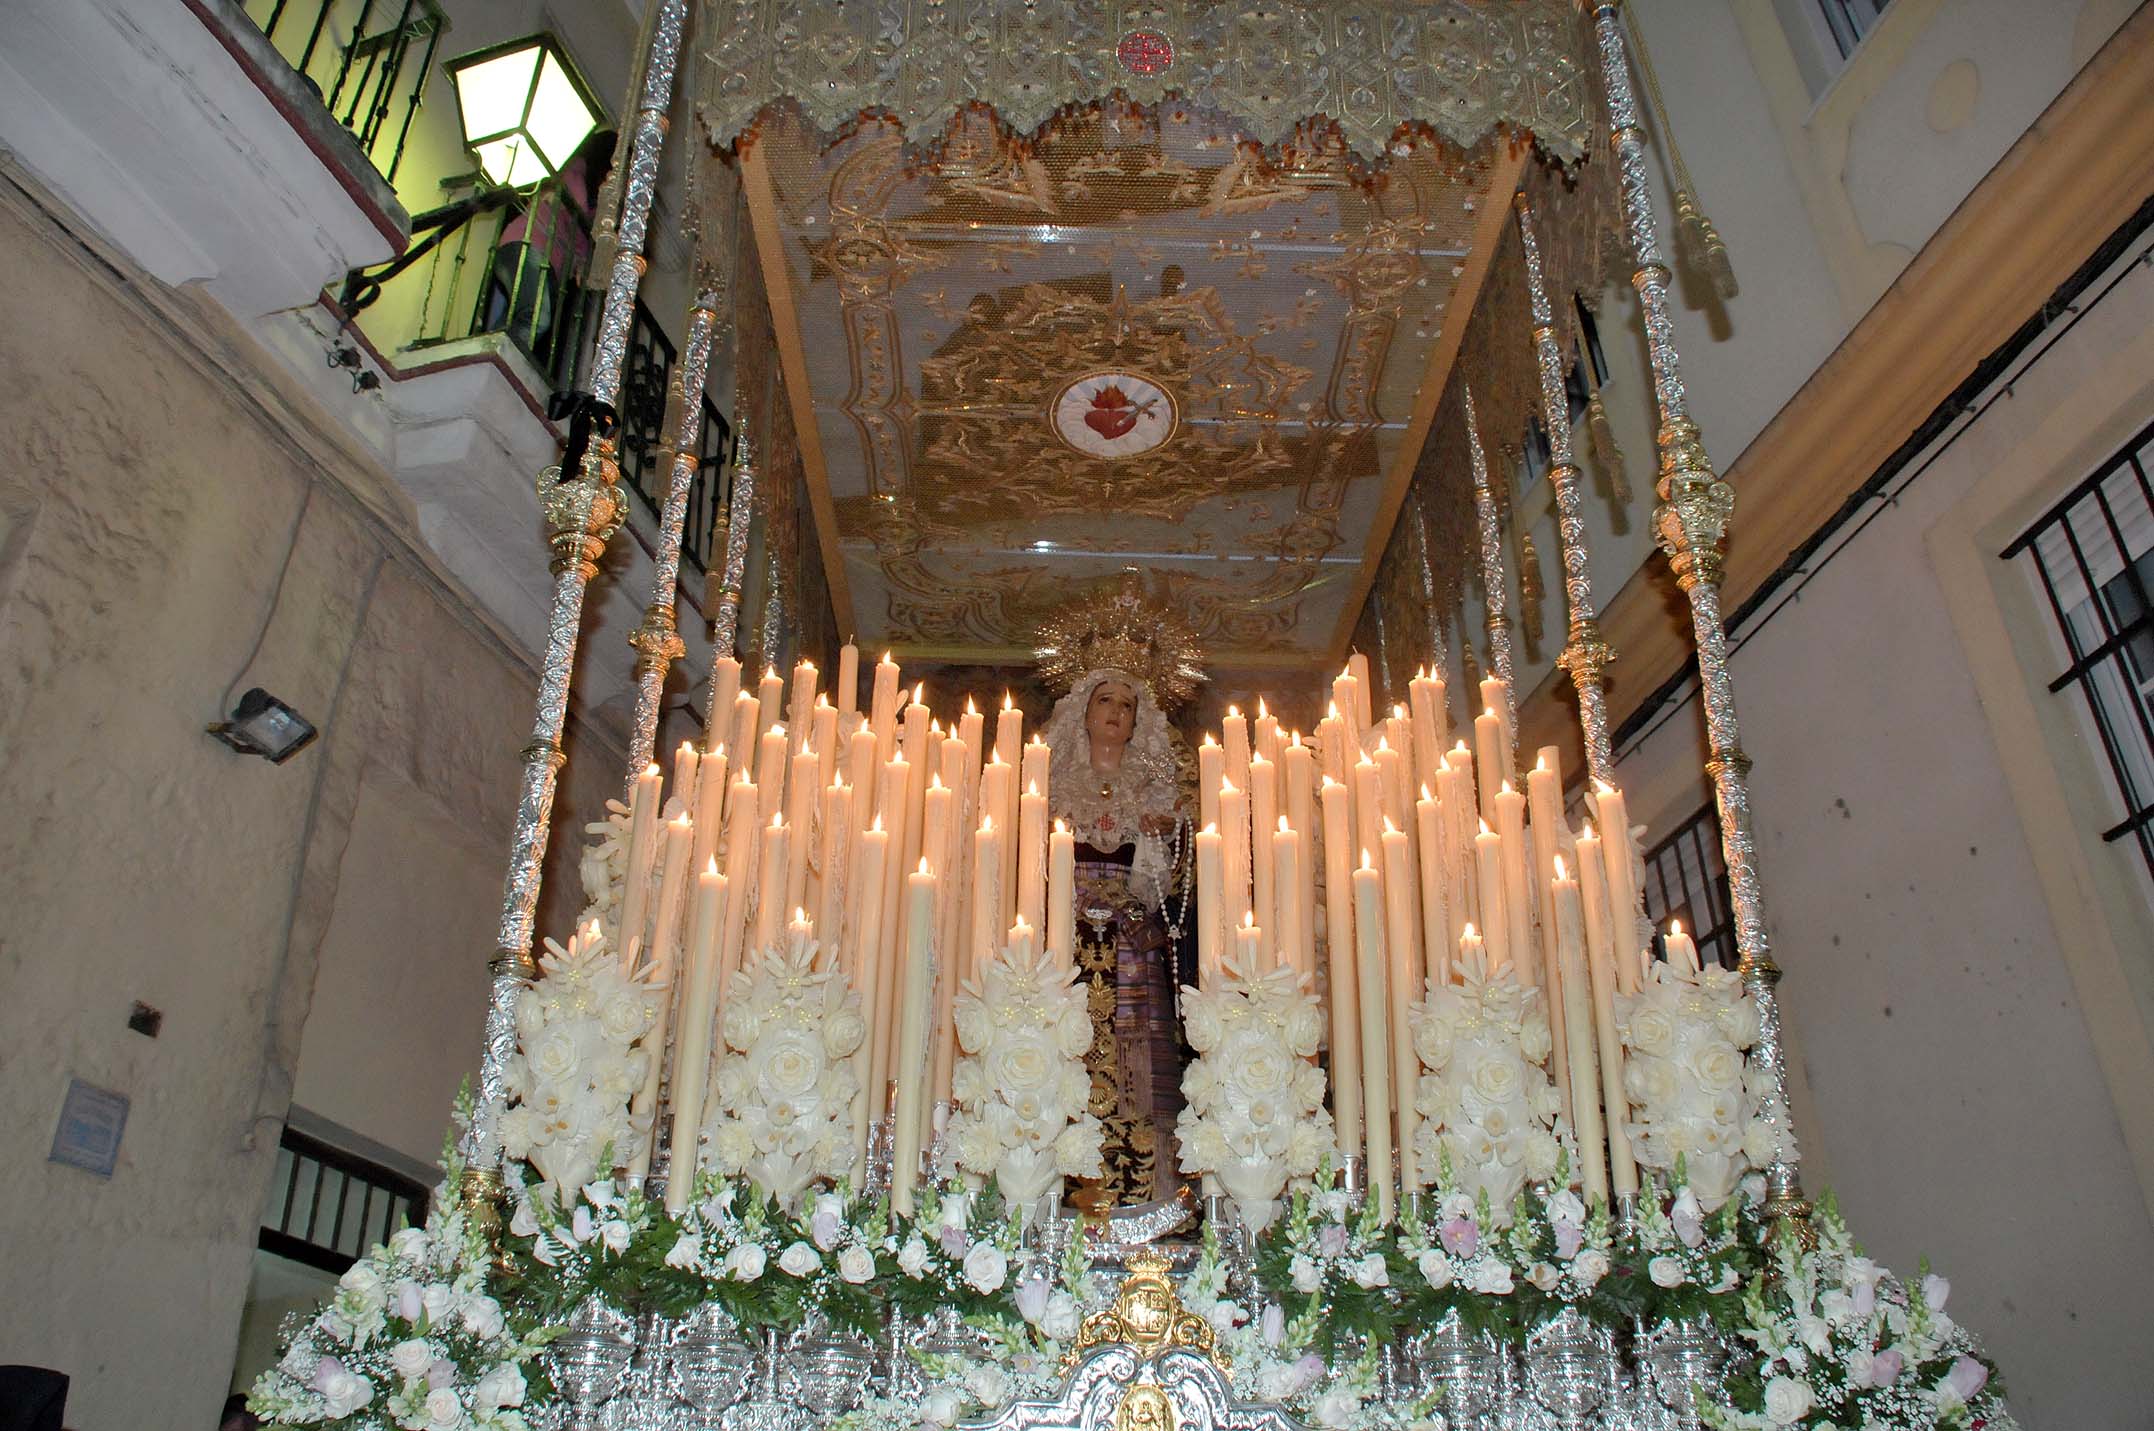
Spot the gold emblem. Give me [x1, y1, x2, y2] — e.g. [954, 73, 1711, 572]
[1070, 1250, 1224, 1369]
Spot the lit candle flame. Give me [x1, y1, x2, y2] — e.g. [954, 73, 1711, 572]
[1554, 854, 1569, 879]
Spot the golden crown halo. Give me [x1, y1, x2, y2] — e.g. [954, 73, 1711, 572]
[1033, 569, 1206, 712]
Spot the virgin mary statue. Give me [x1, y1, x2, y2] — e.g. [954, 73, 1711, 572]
[1034, 573, 1204, 1205]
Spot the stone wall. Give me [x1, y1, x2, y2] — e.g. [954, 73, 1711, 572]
[0, 171, 623, 1428]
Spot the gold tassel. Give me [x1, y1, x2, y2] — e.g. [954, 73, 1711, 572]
[1674, 187, 1738, 302]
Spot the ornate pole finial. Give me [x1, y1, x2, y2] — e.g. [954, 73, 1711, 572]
[1593, 0, 1803, 1225]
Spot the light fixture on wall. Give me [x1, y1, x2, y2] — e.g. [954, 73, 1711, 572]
[208, 688, 318, 764]
[445, 35, 603, 189]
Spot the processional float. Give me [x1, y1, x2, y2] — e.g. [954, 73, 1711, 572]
[248, 5, 2015, 1431]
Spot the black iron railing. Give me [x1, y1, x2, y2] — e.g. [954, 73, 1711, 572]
[1639, 801, 1737, 969]
[337, 186, 731, 576]
[259, 1126, 429, 1275]
[243, 0, 447, 185]
[2002, 415, 2154, 887]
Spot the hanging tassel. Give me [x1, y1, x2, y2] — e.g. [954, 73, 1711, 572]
[1587, 391, 1630, 506]
[1518, 528, 1545, 651]
[1673, 187, 1738, 302]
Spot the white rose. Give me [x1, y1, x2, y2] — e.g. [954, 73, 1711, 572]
[779, 1241, 821, 1277]
[424, 1385, 465, 1430]
[823, 1006, 868, 1058]
[1649, 1256, 1687, 1288]
[1042, 1292, 1082, 1342]
[1716, 998, 1761, 1047]
[897, 1236, 931, 1277]
[338, 1261, 384, 1301]
[1289, 1254, 1322, 1293]
[599, 1219, 632, 1255]
[473, 1363, 525, 1411]
[1469, 1259, 1514, 1295]
[838, 1244, 876, 1283]
[1527, 1261, 1562, 1291]
[986, 1028, 1058, 1094]
[1417, 1248, 1454, 1290]
[726, 1243, 768, 1281]
[389, 1338, 435, 1380]
[1626, 1006, 1675, 1057]
[1573, 1249, 1610, 1288]
[529, 1027, 583, 1084]
[922, 1388, 964, 1426]
[1312, 1386, 1360, 1429]
[597, 989, 650, 1043]
[1762, 1376, 1814, 1426]
[1688, 1041, 1743, 1094]
[317, 1367, 373, 1418]
[1350, 1253, 1389, 1289]
[421, 1283, 457, 1325]
[965, 1364, 1010, 1407]
[963, 1241, 1008, 1293]
[389, 1227, 431, 1263]
[1470, 1055, 1520, 1103]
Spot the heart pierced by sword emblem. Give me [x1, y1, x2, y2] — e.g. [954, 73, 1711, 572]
[1082, 385, 1156, 441]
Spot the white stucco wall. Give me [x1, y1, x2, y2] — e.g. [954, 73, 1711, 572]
[0, 174, 623, 1429]
[1611, 234, 2154, 1425]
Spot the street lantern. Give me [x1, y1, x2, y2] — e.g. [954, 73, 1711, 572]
[445, 35, 603, 189]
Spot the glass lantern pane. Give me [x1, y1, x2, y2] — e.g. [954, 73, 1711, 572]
[527, 50, 597, 173]
[455, 45, 541, 145]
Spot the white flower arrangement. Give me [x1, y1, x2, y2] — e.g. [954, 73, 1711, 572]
[1176, 958, 1335, 1232]
[574, 798, 631, 947]
[945, 942, 1103, 1205]
[1709, 1197, 2014, 1431]
[703, 939, 866, 1204]
[1631, 1170, 1750, 1317]
[511, 1173, 653, 1271]
[497, 923, 662, 1203]
[1408, 960, 1562, 1222]
[1396, 1186, 1520, 1306]
[248, 1159, 548, 1431]
[1617, 958, 1784, 1209]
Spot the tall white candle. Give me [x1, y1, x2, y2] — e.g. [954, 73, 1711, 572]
[1319, 778, 1363, 1159]
[709, 657, 743, 746]
[1352, 851, 1394, 1224]
[1576, 834, 1639, 1199]
[817, 780, 853, 953]
[1198, 735, 1224, 834]
[757, 666, 786, 745]
[753, 814, 788, 958]
[1474, 819, 1510, 975]
[717, 776, 759, 988]
[729, 693, 760, 789]
[1415, 789, 1450, 986]
[789, 660, 818, 752]
[1271, 817, 1303, 976]
[835, 641, 860, 720]
[648, 811, 697, 976]
[663, 858, 727, 1211]
[1551, 856, 1608, 1204]
[1594, 784, 1645, 993]
[618, 762, 664, 967]
[891, 859, 937, 1214]
[1409, 669, 1448, 795]
[870, 652, 901, 767]
[1221, 705, 1251, 805]
[1255, 698, 1281, 766]
[971, 815, 1004, 976]
[1195, 821, 1225, 988]
[755, 722, 789, 824]
[1282, 735, 1318, 978]
[1047, 819, 1075, 963]
[1219, 778, 1250, 935]
[1017, 780, 1048, 933]
[1234, 910, 1261, 970]
[849, 816, 890, 1168]
[690, 743, 730, 875]
[1248, 753, 1278, 967]
[871, 757, 911, 1112]
[670, 740, 702, 817]
[1381, 819, 1422, 1192]
[1020, 735, 1049, 805]
[785, 746, 819, 917]
[813, 700, 840, 795]
[1333, 668, 1362, 759]
[1495, 782, 1537, 991]
[1348, 651, 1374, 728]
[1472, 706, 1505, 826]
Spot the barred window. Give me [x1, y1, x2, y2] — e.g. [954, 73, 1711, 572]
[2001, 417, 2154, 888]
[1817, 0, 1892, 61]
[1640, 802, 1737, 969]
[259, 1126, 428, 1274]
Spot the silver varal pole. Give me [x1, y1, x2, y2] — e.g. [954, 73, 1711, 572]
[1464, 385, 1518, 743]
[1515, 194, 1617, 787]
[1593, 0, 1804, 1220]
[464, 0, 690, 1205]
[702, 416, 759, 746]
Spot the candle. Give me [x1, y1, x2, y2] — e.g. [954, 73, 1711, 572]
[978, 755, 1014, 935]
[663, 858, 727, 1211]
[789, 659, 818, 750]
[1373, 734, 1409, 837]
[1352, 851, 1395, 1224]
[708, 657, 743, 746]
[1332, 667, 1362, 758]
[648, 811, 697, 976]
[835, 641, 860, 720]
[1008, 913, 1038, 963]
[1351, 757, 1384, 886]
[1551, 856, 1608, 1204]
[1272, 817, 1304, 977]
[1248, 754, 1278, 967]
[1316, 707, 1346, 786]
[785, 746, 819, 917]
[850, 815, 889, 1168]
[729, 693, 760, 787]
[1194, 821, 1225, 988]
[717, 776, 759, 987]
[1234, 910, 1261, 970]
[1198, 735, 1224, 834]
[891, 858, 937, 1214]
[1472, 705, 1505, 825]
[1576, 832, 1639, 1198]
[757, 666, 787, 745]
[1018, 780, 1048, 933]
[1380, 818, 1422, 1192]
[1526, 750, 1570, 928]
[872, 757, 911, 1110]
[817, 780, 853, 951]
[1020, 735, 1050, 804]
[870, 652, 901, 767]
[1495, 782, 1537, 990]
[1415, 789, 1450, 986]
[1595, 784, 1645, 992]
[1474, 819, 1510, 975]
[618, 762, 664, 966]
[1664, 918, 1700, 976]
[813, 700, 840, 794]
[1047, 819, 1075, 963]
[994, 698, 1022, 928]
[755, 722, 789, 824]
[993, 692, 1023, 771]
[753, 813, 788, 958]
[1222, 705, 1251, 803]
[1479, 675, 1513, 770]
[1319, 778, 1363, 1158]
[1458, 921, 1486, 981]
[1348, 651, 1374, 727]
[1283, 734, 1319, 978]
[670, 740, 701, 816]
[1409, 669, 1448, 795]
[1219, 777, 1250, 936]
[1255, 697, 1281, 766]
[971, 815, 1004, 975]
[690, 743, 730, 874]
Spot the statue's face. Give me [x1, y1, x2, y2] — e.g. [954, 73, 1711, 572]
[1086, 680, 1138, 749]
